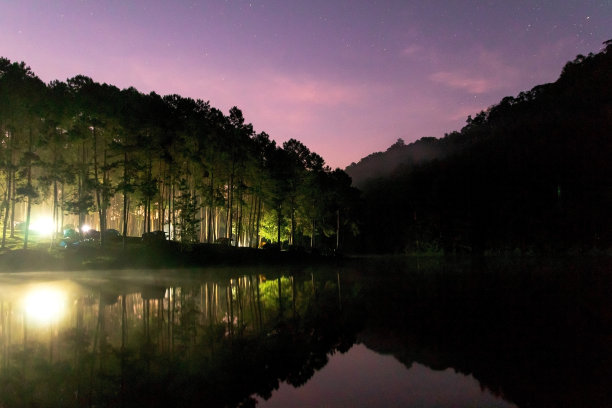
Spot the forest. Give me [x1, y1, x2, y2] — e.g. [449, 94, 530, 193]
[1, 41, 610, 259]
[0, 59, 359, 252]
[350, 40, 612, 254]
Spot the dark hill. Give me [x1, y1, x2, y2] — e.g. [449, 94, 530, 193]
[346, 137, 449, 188]
[354, 40, 612, 254]
[345, 122, 485, 189]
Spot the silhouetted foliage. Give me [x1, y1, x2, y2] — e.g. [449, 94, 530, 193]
[0, 59, 359, 252]
[351, 41, 612, 254]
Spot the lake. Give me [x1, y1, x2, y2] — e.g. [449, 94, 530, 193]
[0, 257, 609, 407]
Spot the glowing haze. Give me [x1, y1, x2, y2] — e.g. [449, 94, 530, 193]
[0, 1, 609, 168]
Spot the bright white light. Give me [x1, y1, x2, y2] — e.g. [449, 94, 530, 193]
[81, 224, 91, 233]
[23, 287, 67, 325]
[29, 217, 55, 236]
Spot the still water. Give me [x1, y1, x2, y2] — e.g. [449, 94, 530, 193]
[0, 258, 609, 407]
[257, 344, 515, 408]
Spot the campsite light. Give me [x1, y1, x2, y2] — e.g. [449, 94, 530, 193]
[29, 217, 55, 236]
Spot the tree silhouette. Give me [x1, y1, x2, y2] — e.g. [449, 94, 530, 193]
[0, 56, 360, 252]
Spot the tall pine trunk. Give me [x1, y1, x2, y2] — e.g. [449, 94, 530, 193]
[336, 209, 340, 251]
[122, 151, 129, 249]
[276, 205, 282, 247]
[235, 183, 242, 248]
[171, 173, 175, 240]
[0, 189, 6, 248]
[101, 148, 109, 244]
[255, 198, 262, 248]
[146, 158, 153, 234]
[51, 179, 58, 248]
[158, 160, 165, 232]
[9, 158, 16, 238]
[92, 127, 104, 246]
[23, 128, 34, 250]
[1, 162, 12, 248]
[310, 218, 316, 248]
[227, 172, 233, 242]
[207, 170, 214, 243]
[290, 198, 295, 246]
[247, 193, 255, 247]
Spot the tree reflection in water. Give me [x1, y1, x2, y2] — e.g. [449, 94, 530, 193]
[0, 270, 356, 407]
[258, 344, 516, 408]
[0, 259, 609, 408]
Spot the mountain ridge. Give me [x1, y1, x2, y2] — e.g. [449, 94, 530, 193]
[351, 40, 612, 253]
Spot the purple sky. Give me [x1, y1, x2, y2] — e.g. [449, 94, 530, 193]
[1, 1, 610, 169]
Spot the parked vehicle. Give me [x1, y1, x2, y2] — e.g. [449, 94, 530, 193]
[142, 231, 167, 244]
[103, 229, 122, 241]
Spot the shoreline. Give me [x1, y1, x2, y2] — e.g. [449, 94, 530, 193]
[0, 242, 339, 272]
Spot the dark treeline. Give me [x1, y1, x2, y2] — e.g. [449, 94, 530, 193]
[0, 59, 359, 251]
[352, 40, 612, 254]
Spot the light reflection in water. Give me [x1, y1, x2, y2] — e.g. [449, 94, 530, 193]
[22, 285, 67, 326]
[0, 263, 606, 408]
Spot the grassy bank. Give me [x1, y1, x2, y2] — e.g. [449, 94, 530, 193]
[0, 235, 333, 272]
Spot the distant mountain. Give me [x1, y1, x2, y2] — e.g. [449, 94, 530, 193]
[352, 40, 612, 254]
[346, 125, 476, 189]
[345, 137, 444, 188]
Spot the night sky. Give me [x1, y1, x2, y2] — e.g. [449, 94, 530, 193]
[1, 1, 610, 168]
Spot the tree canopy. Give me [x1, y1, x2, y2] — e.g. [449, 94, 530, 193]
[0, 58, 359, 251]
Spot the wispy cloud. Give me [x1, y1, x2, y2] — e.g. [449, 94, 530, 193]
[429, 48, 521, 94]
[429, 72, 492, 94]
[401, 44, 422, 57]
[263, 75, 365, 107]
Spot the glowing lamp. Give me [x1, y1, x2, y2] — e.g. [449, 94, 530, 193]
[29, 217, 55, 236]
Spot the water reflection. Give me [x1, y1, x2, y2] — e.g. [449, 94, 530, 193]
[258, 344, 516, 408]
[0, 270, 351, 407]
[0, 259, 609, 408]
[23, 286, 67, 326]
